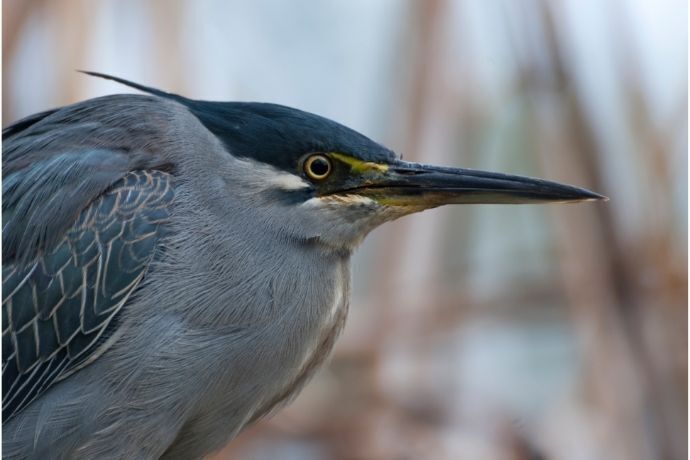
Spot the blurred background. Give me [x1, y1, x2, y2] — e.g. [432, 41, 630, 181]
[3, 1, 687, 459]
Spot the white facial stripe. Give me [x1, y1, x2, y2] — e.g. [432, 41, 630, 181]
[233, 157, 311, 190]
[267, 171, 311, 190]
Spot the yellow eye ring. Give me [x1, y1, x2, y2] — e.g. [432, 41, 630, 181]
[303, 154, 332, 181]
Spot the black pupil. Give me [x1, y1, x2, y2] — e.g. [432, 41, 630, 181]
[310, 157, 330, 176]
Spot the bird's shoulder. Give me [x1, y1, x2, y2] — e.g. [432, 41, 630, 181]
[2, 94, 183, 263]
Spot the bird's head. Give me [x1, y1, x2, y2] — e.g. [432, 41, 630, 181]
[83, 72, 606, 252]
[185, 100, 605, 251]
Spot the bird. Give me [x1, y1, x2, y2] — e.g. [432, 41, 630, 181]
[2, 72, 605, 459]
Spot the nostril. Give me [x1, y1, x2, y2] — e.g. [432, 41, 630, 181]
[393, 168, 426, 176]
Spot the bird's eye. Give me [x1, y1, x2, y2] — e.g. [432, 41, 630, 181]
[304, 154, 332, 181]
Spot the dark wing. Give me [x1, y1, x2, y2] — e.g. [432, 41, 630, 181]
[2, 170, 174, 421]
[2, 96, 178, 422]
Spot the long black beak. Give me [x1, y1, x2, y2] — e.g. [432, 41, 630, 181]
[351, 161, 607, 206]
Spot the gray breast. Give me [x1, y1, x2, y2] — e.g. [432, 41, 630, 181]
[257, 259, 350, 418]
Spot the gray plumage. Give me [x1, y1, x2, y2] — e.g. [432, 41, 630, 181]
[2, 75, 604, 459]
[3, 95, 354, 458]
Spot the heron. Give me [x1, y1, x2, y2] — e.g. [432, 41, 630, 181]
[2, 72, 605, 459]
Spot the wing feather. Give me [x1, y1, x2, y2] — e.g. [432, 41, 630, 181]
[2, 94, 178, 423]
[2, 170, 175, 422]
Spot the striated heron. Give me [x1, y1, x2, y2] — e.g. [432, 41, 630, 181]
[2, 72, 605, 458]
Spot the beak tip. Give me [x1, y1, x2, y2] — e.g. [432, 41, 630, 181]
[580, 190, 608, 202]
[541, 186, 608, 204]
